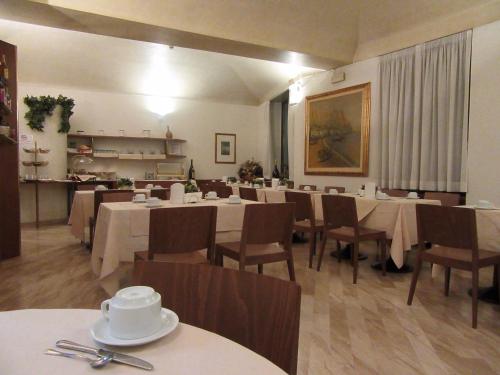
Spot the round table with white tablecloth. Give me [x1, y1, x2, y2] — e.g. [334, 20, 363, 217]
[0, 309, 286, 375]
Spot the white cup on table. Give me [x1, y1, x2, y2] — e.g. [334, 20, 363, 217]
[206, 191, 217, 200]
[134, 193, 146, 202]
[303, 185, 311, 191]
[145, 183, 154, 189]
[407, 191, 418, 199]
[101, 286, 162, 339]
[328, 188, 338, 195]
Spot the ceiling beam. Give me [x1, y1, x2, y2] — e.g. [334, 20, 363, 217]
[0, 0, 340, 69]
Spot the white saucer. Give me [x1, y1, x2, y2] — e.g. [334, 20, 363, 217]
[376, 197, 391, 200]
[205, 197, 220, 200]
[406, 197, 420, 200]
[474, 205, 497, 210]
[226, 200, 241, 204]
[145, 203, 163, 208]
[91, 308, 179, 347]
[133, 199, 146, 203]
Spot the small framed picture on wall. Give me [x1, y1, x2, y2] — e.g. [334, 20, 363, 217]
[215, 133, 236, 164]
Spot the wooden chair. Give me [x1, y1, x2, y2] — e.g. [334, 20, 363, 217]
[381, 188, 408, 197]
[407, 205, 500, 328]
[285, 191, 324, 268]
[133, 262, 301, 375]
[77, 184, 99, 191]
[423, 191, 460, 206]
[324, 186, 346, 194]
[214, 185, 233, 198]
[298, 184, 317, 191]
[215, 203, 296, 281]
[150, 188, 170, 200]
[135, 206, 217, 264]
[317, 195, 387, 283]
[89, 189, 135, 249]
[239, 186, 259, 201]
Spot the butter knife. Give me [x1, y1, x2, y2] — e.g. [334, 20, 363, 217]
[56, 340, 153, 371]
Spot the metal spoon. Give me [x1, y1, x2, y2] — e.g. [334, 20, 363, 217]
[45, 348, 112, 368]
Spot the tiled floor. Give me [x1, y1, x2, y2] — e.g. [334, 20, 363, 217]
[1, 224, 499, 374]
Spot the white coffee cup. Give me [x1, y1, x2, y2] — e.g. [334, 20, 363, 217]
[101, 286, 162, 339]
[408, 192, 418, 199]
[328, 188, 338, 195]
[145, 183, 154, 189]
[95, 185, 107, 191]
[206, 191, 217, 199]
[303, 185, 311, 191]
[228, 195, 241, 203]
[477, 200, 493, 209]
[135, 193, 146, 201]
[358, 189, 365, 197]
[154, 185, 163, 189]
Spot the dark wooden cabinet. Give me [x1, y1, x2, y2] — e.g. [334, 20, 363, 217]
[0, 40, 20, 260]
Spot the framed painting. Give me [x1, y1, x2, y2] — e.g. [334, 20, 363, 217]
[215, 133, 236, 164]
[304, 82, 371, 176]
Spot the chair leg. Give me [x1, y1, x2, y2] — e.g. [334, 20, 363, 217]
[258, 264, 263, 274]
[317, 232, 328, 271]
[352, 242, 359, 284]
[286, 258, 296, 282]
[336, 241, 342, 263]
[472, 267, 479, 329]
[444, 267, 451, 296]
[407, 256, 423, 305]
[308, 232, 315, 268]
[380, 239, 387, 276]
[495, 265, 500, 303]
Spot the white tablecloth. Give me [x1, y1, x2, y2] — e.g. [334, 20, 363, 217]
[91, 199, 261, 295]
[0, 309, 286, 375]
[68, 189, 150, 241]
[313, 194, 441, 268]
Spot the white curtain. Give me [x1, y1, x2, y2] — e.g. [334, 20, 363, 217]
[379, 30, 471, 191]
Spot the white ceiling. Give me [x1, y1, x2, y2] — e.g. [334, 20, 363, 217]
[0, 19, 320, 105]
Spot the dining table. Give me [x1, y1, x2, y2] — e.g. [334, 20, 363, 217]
[91, 198, 262, 295]
[68, 189, 150, 242]
[0, 309, 286, 375]
[313, 193, 442, 269]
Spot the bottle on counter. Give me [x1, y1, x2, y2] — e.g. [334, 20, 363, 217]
[188, 159, 195, 180]
[272, 159, 280, 179]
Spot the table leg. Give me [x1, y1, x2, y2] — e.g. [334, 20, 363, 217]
[330, 244, 368, 261]
[371, 257, 413, 273]
[35, 180, 39, 229]
[468, 266, 500, 305]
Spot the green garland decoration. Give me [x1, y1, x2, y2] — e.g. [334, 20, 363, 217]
[24, 95, 75, 133]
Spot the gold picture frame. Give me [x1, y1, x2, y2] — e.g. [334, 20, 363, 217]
[304, 82, 370, 176]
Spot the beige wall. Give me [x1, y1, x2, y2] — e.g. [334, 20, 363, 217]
[467, 20, 500, 205]
[289, 57, 380, 192]
[290, 20, 500, 205]
[18, 83, 266, 223]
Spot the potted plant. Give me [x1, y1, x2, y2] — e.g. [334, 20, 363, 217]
[227, 176, 237, 185]
[252, 178, 264, 188]
[117, 177, 133, 189]
[184, 181, 202, 203]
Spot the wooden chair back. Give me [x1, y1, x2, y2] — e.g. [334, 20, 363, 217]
[93, 189, 134, 219]
[423, 192, 460, 207]
[381, 188, 408, 197]
[214, 185, 233, 198]
[416, 205, 478, 252]
[239, 187, 259, 201]
[298, 184, 317, 191]
[324, 186, 346, 193]
[240, 203, 295, 246]
[148, 206, 217, 261]
[77, 184, 98, 191]
[321, 195, 359, 232]
[285, 191, 314, 222]
[150, 188, 170, 200]
[133, 262, 301, 375]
